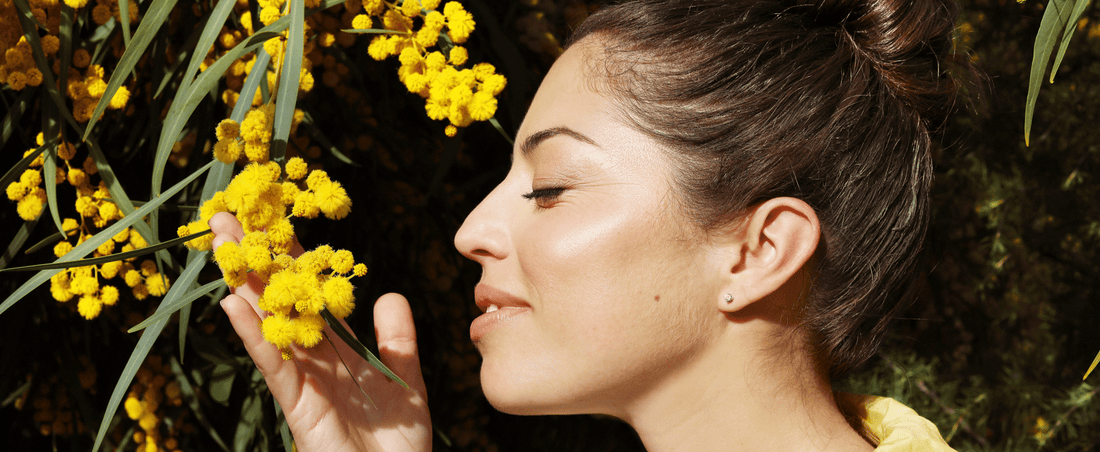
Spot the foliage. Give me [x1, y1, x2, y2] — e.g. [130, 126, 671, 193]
[1, 0, 1099, 451]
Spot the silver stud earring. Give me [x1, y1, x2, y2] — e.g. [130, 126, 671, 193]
[724, 293, 734, 304]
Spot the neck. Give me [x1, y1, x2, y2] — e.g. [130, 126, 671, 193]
[616, 322, 873, 452]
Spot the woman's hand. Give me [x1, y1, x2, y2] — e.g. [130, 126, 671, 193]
[209, 212, 432, 451]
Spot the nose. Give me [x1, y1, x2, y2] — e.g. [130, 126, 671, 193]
[454, 182, 512, 264]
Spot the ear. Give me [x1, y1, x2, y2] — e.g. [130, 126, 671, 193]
[717, 197, 820, 313]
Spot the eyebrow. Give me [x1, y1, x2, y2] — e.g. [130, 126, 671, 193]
[519, 126, 599, 157]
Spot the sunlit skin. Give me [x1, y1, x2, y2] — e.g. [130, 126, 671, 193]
[215, 37, 874, 451]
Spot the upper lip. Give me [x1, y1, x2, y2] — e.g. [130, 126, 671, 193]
[474, 284, 530, 313]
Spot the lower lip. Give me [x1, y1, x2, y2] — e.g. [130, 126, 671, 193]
[470, 307, 530, 342]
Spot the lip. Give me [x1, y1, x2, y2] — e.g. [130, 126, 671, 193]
[470, 285, 531, 342]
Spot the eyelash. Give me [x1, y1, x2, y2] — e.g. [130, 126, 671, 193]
[522, 187, 567, 207]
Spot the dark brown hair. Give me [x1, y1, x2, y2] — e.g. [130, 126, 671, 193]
[568, 0, 964, 378]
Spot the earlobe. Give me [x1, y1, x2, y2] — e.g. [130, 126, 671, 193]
[717, 197, 820, 313]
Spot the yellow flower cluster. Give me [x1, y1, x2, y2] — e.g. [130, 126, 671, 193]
[183, 121, 364, 359]
[0, 0, 131, 118]
[5, 134, 168, 318]
[357, 0, 507, 136]
[123, 355, 184, 452]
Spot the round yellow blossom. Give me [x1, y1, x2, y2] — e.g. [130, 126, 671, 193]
[261, 314, 295, 349]
[448, 46, 468, 65]
[212, 140, 240, 163]
[444, 124, 458, 137]
[314, 180, 352, 220]
[58, 142, 77, 160]
[351, 14, 372, 30]
[401, 0, 421, 17]
[101, 260, 123, 279]
[98, 202, 120, 221]
[482, 73, 507, 96]
[132, 283, 150, 300]
[7, 72, 28, 91]
[278, 181, 298, 205]
[112, 227, 130, 243]
[77, 295, 103, 319]
[21, 168, 42, 187]
[109, 86, 130, 109]
[72, 196, 95, 217]
[138, 412, 158, 432]
[130, 232, 148, 248]
[323, 276, 355, 319]
[124, 396, 144, 420]
[293, 313, 326, 347]
[53, 241, 73, 258]
[6, 182, 26, 201]
[17, 191, 46, 220]
[83, 156, 99, 175]
[25, 68, 43, 87]
[444, 3, 475, 43]
[101, 285, 120, 305]
[305, 169, 330, 189]
[422, 0, 440, 9]
[145, 274, 169, 297]
[214, 241, 246, 274]
[245, 245, 274, 276]
[216, 119, 240, 141]
[124, 269, 143, 287]
[468, 90, 497, 121]
[72, 274, 99, 296]
[86, 78, 107, 98]
[329, 249, 355, 274]
[244, 142, 269, 163]
[40, 35, 60, 56]
[62, 218, 80, 235]
[383, 9, 413, 32]
[285, 157, 308, 180]
[92, 4, 112, 25]
[267, 218, 295, 254]
[96, 239, 115, 256]
[367, 36, 393, 61]
[259, 6, 282, 26]
[353, 263, 368, 277]
[67, 168, 88, 187]
[184, 220, 215, 250]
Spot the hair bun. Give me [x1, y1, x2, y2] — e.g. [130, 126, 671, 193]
[814, 0, 961, 127]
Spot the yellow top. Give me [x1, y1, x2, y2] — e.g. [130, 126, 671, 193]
[855, 395, 956, 452]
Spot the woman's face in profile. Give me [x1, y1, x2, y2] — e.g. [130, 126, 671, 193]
[454, 40, 728, 417]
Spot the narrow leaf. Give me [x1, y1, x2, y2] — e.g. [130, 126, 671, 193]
[84, 0, 181, 138]
[1024, 0, 1078, 145]
[0, 229, 210, 274]
[321, 310, 408, 388]
[1050, 0, 1092, 82]
[0, 217, 39, 270]
[128, 277, 225, 332]
[269, 0, 306, 163]
[91, 252, 208, 452]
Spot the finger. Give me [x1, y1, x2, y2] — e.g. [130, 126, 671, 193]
[373, 293, 427, 396]
[221, 295, 303, 404]
[209, 211, 245, 242]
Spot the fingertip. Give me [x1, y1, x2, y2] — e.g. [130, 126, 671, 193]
[374, 293, 415, 342]
[209, 212, 244, 240]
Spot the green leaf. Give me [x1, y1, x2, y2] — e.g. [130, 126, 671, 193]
[274, 399, 295, 452]
[0, 217, 38, 270]
[41, 117, 64, 237]
[22, 226, 80, 255]
[58, 5, 74, 98]
[321, 310, 408, 388]
[0, 160, 214, 318]
[0, 87, 34, 148]
[118, 0, 132, 47]
[1024, 0, 1079, 146]
[489, 116, 513, 145]
[1050, 0, 1092, 84]
[84, 0, 181, 139]
[0, 229, 210, 274]
[91, 252, 208, 452]
[176, 0, 239, 107]
[269, 0, 306, 163]
[128, 277, 225, 332]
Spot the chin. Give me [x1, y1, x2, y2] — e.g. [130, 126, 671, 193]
[479, 362, 575, 416]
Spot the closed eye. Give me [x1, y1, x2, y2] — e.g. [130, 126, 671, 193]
[522, 187, 567, 208]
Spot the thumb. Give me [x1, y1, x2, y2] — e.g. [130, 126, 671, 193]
[374, 293, 427, 396]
